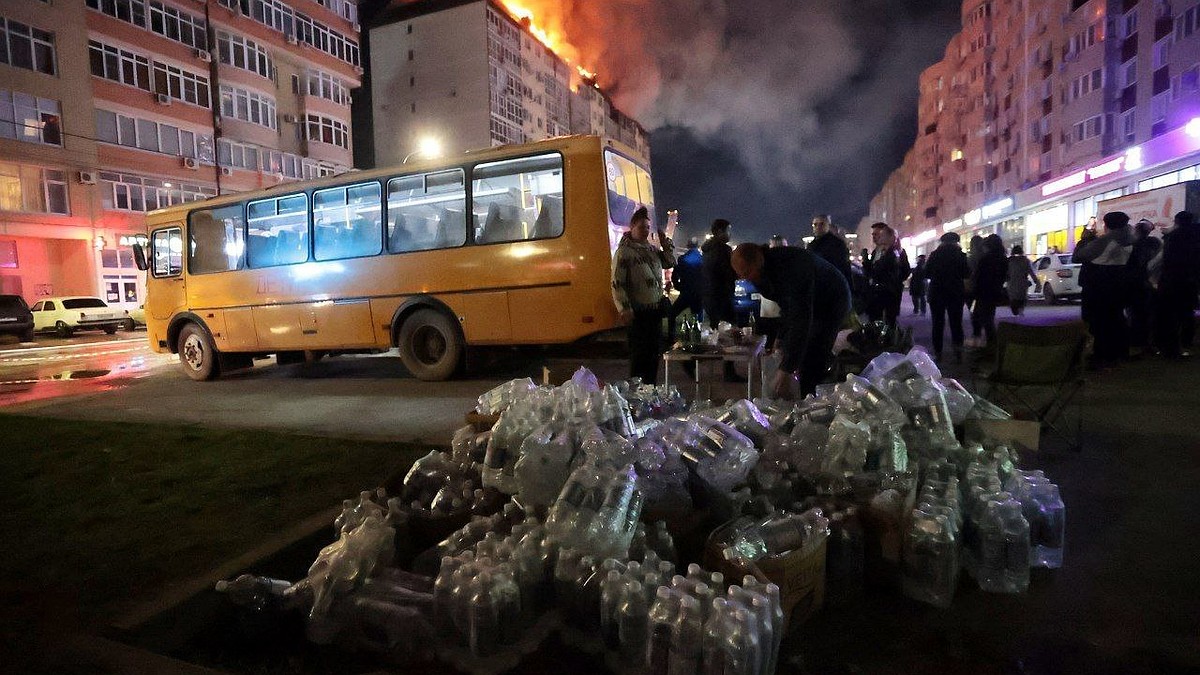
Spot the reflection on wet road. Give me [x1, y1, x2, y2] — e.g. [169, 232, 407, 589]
[0, 338, 177, 407]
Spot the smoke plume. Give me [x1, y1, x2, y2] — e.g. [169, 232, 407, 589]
[513, 0, 959, 230]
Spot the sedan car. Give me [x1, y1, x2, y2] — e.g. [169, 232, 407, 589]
[0, 294, 35, 342]
[31, 296, 125, 337]
[1033, 254, 1081, 304]
[123, 304, 146, 331]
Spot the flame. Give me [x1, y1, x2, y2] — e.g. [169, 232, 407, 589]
[497, 0, 598, 81]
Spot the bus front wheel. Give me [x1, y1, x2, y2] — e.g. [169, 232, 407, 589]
[397, 309, 462, 381]
[178, 323, 219, 381]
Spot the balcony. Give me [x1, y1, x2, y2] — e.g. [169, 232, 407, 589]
[1156, 16, 1174, 41]
[1121, 85, 1138, 111]
[1122, 35, 1139, 62]
[1154, 66, 1171, 95]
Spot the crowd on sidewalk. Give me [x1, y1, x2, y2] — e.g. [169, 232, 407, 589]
[609, 205, 1200, 399]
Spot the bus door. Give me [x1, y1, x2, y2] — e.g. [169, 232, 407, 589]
[148, 226, 186, 321]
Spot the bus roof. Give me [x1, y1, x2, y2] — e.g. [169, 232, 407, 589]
[145, 135, 646, 220]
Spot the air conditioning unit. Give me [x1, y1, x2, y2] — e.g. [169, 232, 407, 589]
[352, 23, 361, 33]
[194, 49, 211, 62]
[182, 157, 199, 170]
[283, 113, 300, 124]
[77, 170, 96, 185]
[286, 35, 299, 45]
[220, 166, 234, 177]
[155, 93, 171, 105]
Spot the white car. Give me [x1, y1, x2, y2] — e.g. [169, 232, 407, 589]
[123, 304, 146, 331]
[31, 296, 125, 337]
[1033, 253, 1082, 304]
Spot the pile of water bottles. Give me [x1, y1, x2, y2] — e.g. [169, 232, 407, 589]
[216, 353, 1069, 671]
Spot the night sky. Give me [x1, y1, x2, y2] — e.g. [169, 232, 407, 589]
[634, 0, 963, 245]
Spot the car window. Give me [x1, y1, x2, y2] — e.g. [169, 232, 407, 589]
[44, 301, 56, 311]
[0, 296, 27, 311]
[1058, 255, 1073, 265]
[63, 298, 108, 309]
[31, 301, 43, 312]
[1037, 257, 1051, 270]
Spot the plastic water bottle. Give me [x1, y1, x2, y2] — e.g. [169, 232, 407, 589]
[1030, 483, 1065, 568]
[902, 513, 959, 608]
[667, 595, 703, 675]
[618, 581, 649, 666]
[646, 586, 679, 674]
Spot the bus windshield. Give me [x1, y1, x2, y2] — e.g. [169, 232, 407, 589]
[604, 149, 656, 252]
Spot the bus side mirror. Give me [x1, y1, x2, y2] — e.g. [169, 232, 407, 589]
[132, 243, 148, 271]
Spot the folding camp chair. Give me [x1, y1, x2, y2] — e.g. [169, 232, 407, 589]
[976, 320, 1088, 451]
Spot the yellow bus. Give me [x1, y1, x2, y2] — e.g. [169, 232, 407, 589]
[134, 135, 656, 381]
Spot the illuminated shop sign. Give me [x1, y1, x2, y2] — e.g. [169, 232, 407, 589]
[1041, 147, 1147, 197]
[119, 235, 149, 247]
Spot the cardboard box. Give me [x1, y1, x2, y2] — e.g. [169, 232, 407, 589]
[703, 528, 827, 628]
[965, 418, 1041, 454]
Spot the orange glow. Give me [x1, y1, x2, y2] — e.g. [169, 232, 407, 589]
[496, 0, 599, 81]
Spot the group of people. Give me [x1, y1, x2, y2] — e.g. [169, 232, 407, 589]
[1071, 210, 1200, 366]
[915, 232, 1040, 363]
[611, 209, 855, 400]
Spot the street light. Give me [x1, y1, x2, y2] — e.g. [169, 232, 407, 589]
[404, 136, 443, 163]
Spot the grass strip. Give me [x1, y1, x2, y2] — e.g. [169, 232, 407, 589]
[0, 413, 429, 632]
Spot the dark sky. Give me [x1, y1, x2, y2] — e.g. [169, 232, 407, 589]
[580, 0, 964, 245]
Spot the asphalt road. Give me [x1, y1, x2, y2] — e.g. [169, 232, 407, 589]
[0, 301, 1083, 445]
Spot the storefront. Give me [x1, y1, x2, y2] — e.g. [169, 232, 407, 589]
[95, 234, 146, 315]
[1025, 204, 1069, 255]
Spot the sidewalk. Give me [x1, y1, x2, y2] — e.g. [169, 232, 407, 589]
[796, 301, 1200, 673]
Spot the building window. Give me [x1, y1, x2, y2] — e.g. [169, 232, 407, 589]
[305, 70, 351, 105]
[86, 0, 207, 49]
[95, 109, 213, 162]
[0, 17, 56, 75]
[1121, 59, 1137, 88]
[88, 40, 151, 90]
[99, 171, 214, 212]
[0, 162, 67, 214]
[1122, 110, 1136, 141]
[153, 61, 211, 107]
[1073, 115, 1104, 141]
[219, 85, 277, 130]
[1152, 91, 1170, 121]
[1173, 65, 1200, 99]
[1070, 68, 1103, 101]
[1177, 4, 1200, 40]
[245, 0, 359, 66]
[305, 114, 349, 149]
[315, 0, 357, 23]
[0, 89, 61, 146]
[216, 138, 262, 170]
[1124, 10, 1138, 38]
[1154, 37, 1172, 69]
[216, 30, 272, 79]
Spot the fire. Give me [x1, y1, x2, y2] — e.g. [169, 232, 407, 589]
[496, 0, 598, 80]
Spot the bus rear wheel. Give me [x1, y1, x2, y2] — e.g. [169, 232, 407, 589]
[178, 323, 219, 381]
[398, 309, 462, 381]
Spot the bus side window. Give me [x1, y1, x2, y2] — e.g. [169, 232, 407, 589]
[247, 194, 308, 267]
[189, 204, 244, 274]
[386, 170, 466, 254]
[314, 182, 382, 261]
[471, 152, 564, 245]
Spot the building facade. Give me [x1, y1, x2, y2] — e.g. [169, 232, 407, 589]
[363, 0, 650, 169]
[861, 0, 1200, 258]
[0, 0, 358, 312]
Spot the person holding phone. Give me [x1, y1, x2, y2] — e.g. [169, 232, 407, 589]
[611, 206, 676, 383]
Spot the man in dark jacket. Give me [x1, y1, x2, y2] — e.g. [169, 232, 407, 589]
[1127, 219, 1162, 356]
[668, 238, 704, 343]
[702, 219, 741, 380]
[910, 254, 928, 316]
[1074, 211, 1135, 365]
[732, 243, 851, 398]
[1155, 210, 1200, 357]
[924, 232, 971, 363]
[702, 219, 736, 328]
[808, 215, 853, 286]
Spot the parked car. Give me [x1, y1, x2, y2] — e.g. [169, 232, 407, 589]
[0, 294, 35, 342]
[123, 304, 146, 331]
[31, 296, 125, 337]
[1033, 254, 1081, 304]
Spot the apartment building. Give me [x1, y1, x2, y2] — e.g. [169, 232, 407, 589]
[0, 0, 359, 313]
[361, 0, 650, 169]
[862, 0, 1200, 258]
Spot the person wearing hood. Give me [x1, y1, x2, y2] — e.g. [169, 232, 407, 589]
[611, 206, 675, 383]
[970, 234, 1008, 350]
[1126, 219, 1162, 356]
[1005, 245, 1038, 316]
[1073, 210, 1135, 365]
[1154, 210, 1200, 357]
[924, 232, 971, 363]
